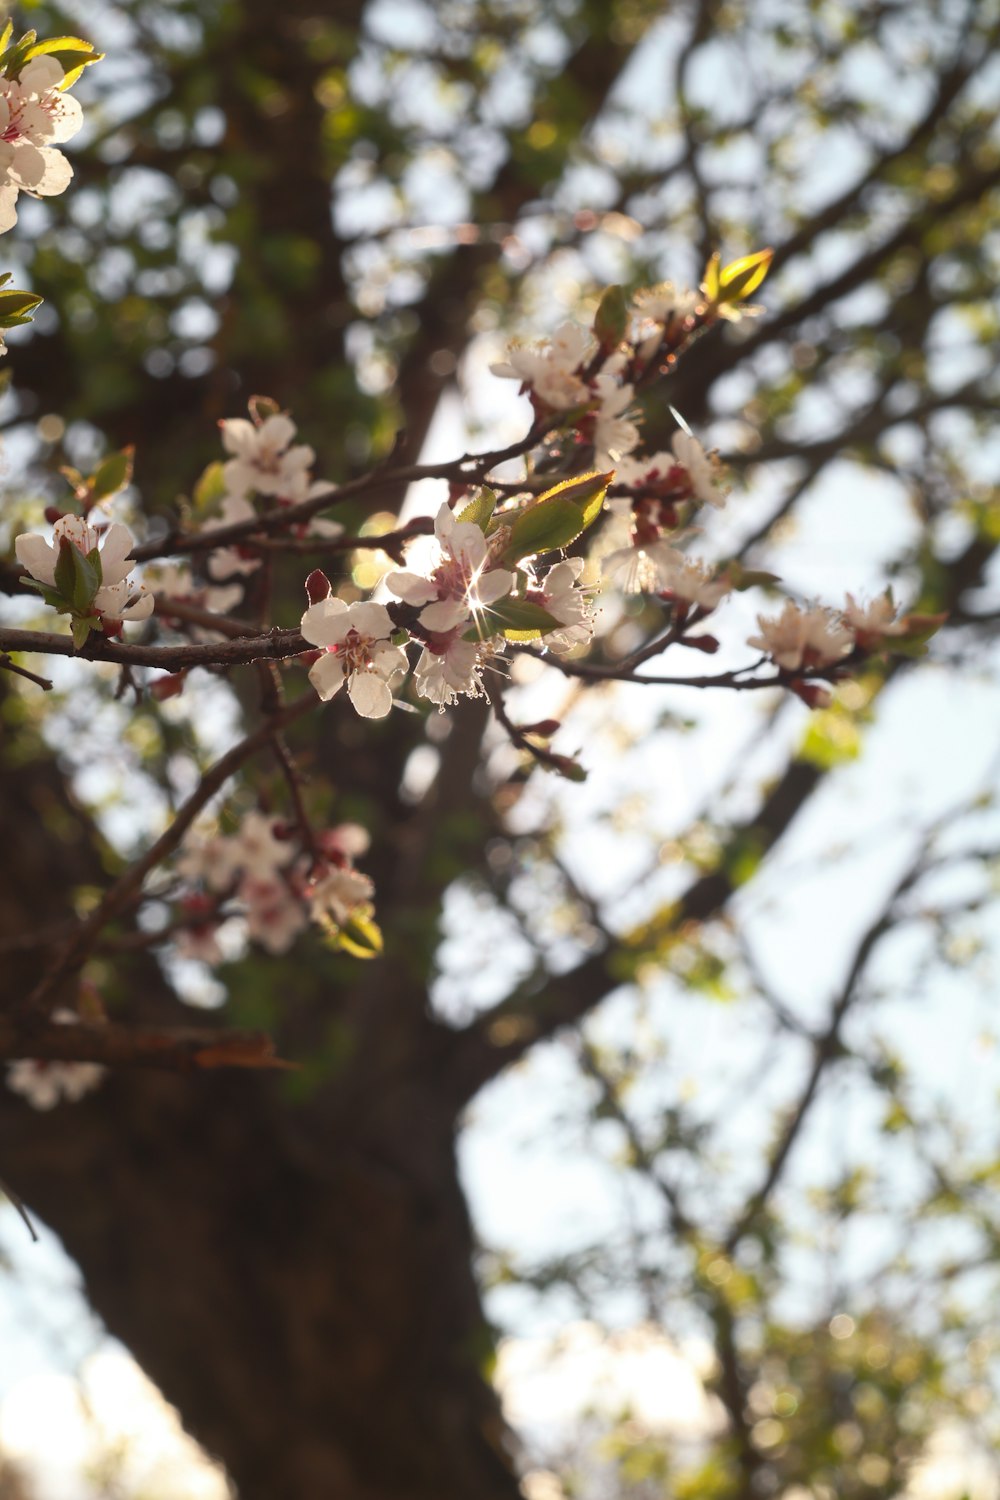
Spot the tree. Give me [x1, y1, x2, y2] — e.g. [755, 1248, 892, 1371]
[0, 2, 998, 1498]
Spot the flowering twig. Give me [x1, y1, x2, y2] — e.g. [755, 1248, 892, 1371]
[20, 693, 318, 1016]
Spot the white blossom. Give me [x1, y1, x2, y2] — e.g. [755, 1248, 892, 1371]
[413, 637, 486, 707]
[648, 548, 731, 610]
[592, 374, 640, 467]
[240, 874, 308, 954]
[175, 827, 246, 893]
[538, 557, 595, 653]
[206, 495, 262, 581]
[16, 514, 134, 590]
[385, 503, 514, 622]
[747, 601, 854, 671]
[308, 866, 374, 928]
[220, 413, 316, 499]
[670, 431, 729, 508]
[631, 282, 700, 325]
[843, 591, 907, 639]
[0, 57, 83, 233]
[490, 321, 594, 410]
[301, 597, 407, 718]
[7, 1057, 105, 1109]
[603, 538, 684, 595]
[6, 1007, 104, 1110]
[15, 514, 151, 627]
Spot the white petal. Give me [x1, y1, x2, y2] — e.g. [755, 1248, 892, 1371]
[348, 672, 393, 719]
[385, 570, 437, 606]
[308, 653, 346, 701]
[98, 524, 136, 586]
[219, 419, 257, 458]
[19, 57, 64, 94]
[474, 568, 514, 605]
[258, 413, 296, 451]
[14, 532, 57, 586]
[300, 596, 348, 646]
[419, 600, 469, 633]
[347, 601, 392, 639]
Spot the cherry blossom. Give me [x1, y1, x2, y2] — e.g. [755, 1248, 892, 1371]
[614, 432, 727, 511]
[16, 514, 134, 591]
[413, 637, 486, 707]
[0, 57, 84, 233]
[307, 866, 375, 929]
[843, 591, 907, 644]
[490, 322, 594, 410]
[386, 503, 514, 622]
[6, 1009, 104, 1110]
[747, 601, 854, 671]
[206, 495, 263, 581]
[15, 513, 152, 628]
[650, 549, 731, 610]
[592, 373, 640, 467]
[536, 557, 595, 653]
[301, 597, 407, 718]
[220, 413, 316, 499]
[240, 874, 308, 955]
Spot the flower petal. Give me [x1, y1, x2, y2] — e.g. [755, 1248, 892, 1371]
[308, 654, 346, 701]
[348, 672, 393, 719]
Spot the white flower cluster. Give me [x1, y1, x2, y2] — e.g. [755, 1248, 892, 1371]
[7, 1011, 105, 1111]
[748, 593, 909, 677]
[0, 57, 83, 233]
[207, 411, 342, 586]
[173, 812, 375, 960]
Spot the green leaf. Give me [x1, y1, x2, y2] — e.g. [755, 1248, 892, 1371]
[90, 447, 134, 502]
[703, 248, 774, 306]
[0, 22, 12, 55]
[500, 471, 611, 564]
[53, 536, 101, 614]
[71, 615, 101, 650]
[331, 909, 383, 959]
[22, 35, 98, 60]
[193, 461, 228, 512]
[457, 487, 497, 531]
[465, 596, 563, 642]
[0, 288, 43, 326]
[594, 284, 627, 349]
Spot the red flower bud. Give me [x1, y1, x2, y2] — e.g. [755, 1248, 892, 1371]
[150, 672, 187, 701]
[304, 569, 332, 605]
[684, 634, 719, 653]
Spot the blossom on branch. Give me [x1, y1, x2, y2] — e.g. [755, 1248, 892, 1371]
[535, 557, 596, 654]
[0, 57, 84, 232]
[15, 514, 153, 630]
[747, 601, 854, 671]
[490, 322, 594, 411]
[301, 597, 407, 718]
[386, 502, 515, 622]
[220, 412, 316, 500]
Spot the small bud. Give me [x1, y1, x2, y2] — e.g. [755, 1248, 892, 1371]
[684, 633, 720, 654]
[304, 569, 332, 605]
[43, 506, 64, 524]
[150, 672, 187, 701]
[791, 679, 832, 709]
[521, 719, 561, 737]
